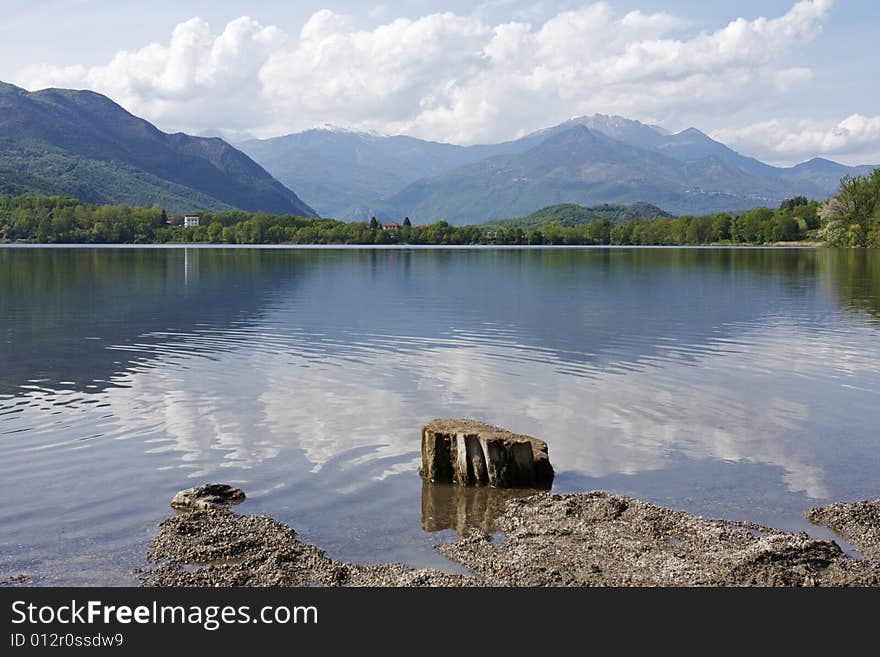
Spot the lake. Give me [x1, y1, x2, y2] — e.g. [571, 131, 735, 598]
[1, 245, 879, 585]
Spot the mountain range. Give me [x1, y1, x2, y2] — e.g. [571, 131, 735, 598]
[239, 115, 877, 223]
[0, 82, 316, 216]
[0, 80, 876, 224]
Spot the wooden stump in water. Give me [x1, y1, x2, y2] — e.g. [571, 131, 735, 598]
[420, 419, 554, 488]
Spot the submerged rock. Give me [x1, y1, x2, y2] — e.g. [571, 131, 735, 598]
[420, 419, 553, 488]
[170, 484, 246, 511]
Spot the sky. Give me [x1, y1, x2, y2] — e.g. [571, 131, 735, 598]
[2, 0, 879, 165]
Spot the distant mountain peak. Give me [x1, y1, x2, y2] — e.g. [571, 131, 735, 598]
[313, 123, 383, 138]
[553, 114, 671, 149]
[588, 113, 651, 126]
[0, 80, 27, 95]
[527, 124, 618, 153]
[673, 127, 712, 140]
[797, 157, 841, 168]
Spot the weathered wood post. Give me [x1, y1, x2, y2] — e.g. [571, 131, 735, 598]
[420, 419, 554, 488]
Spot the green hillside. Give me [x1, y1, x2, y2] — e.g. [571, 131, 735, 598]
[0, 82, 317, 216]
[484, 202, 672, 229]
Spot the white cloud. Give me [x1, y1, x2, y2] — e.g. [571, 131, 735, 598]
[20, 16, 286, 136]
[14, 1, 835, 144]
[713, 114, 880, 165]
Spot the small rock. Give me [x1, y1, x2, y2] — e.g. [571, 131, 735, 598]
[171, 484, 246, 511]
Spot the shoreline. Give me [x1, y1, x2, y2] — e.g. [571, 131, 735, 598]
[138, 490, 880, 587]
[0, 242, 828, 249]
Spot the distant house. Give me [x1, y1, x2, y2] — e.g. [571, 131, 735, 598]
[184, 215, 200, 228]
[382, 221, 401, 231]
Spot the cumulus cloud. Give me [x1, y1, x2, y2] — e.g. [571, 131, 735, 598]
[21, 16, 286, 136]
[712, 114, 880, 165]
[14, 1, 835, 144]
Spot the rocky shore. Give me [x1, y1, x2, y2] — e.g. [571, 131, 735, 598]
[806, 500, 880, 561]
[140, 490, 880, 587]
[138, 420, 879, 587]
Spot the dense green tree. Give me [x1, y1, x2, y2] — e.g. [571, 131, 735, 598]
[610, 223, 632, 245]
[779, 196, 809, 212]
[685, 216, 713, 244]
[711, 214, 732, 241]
[207, 221, 224, 243]
[818, 170, 880, 246]
[732, 208, 774, 243]
[793, 203, 820, 230]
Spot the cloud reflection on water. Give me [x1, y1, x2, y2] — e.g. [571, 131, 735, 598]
[7, 305, 875, 501]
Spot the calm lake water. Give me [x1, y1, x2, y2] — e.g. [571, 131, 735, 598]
[1, 245, 879, 585]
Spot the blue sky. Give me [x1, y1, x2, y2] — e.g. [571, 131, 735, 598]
[2, 0, 878, 164]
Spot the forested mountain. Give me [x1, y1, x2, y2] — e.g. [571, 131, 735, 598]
[484, 202, 672, 230]
[0, 82, 316, 216]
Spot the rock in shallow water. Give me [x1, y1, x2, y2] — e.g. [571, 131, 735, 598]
[420, 419, 553, 488]
[170, 484, 246, 511]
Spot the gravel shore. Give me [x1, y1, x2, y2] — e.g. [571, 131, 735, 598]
[139, 507, 471, 587]
[806, 500, 880, 561]
[141, 491, 880, 587]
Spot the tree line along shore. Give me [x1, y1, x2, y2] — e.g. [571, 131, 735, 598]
[1, 169, 878, 247]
